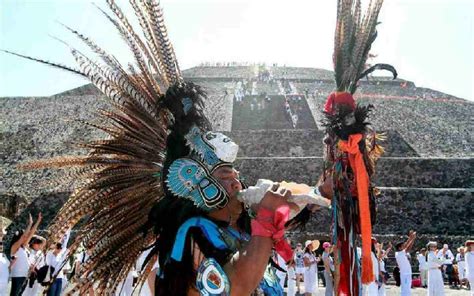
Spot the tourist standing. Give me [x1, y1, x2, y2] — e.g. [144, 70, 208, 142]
[456, 246, 467, 288]
[45, 229, 70, 296]
[363, 238, 380, 296]
[395, 231, 417, 296]
[426, 241, 445, 296]
[23, 235, 46, 296]
[286, 259, 297, 296]
[303, 240, 319, 296]
[417, 248, 428, 288]
[294, 243, 305, 294]
[321, 242, 334, 296]
[10, 213, 42, 296]
[465, 240, 474, 295]
[0, 225, 10, 296]
[439, 244, 456, 288]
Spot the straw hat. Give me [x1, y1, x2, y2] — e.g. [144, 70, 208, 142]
[305, 240, 312, 248]
[465, 240, 474, 247]
[426, 241, 437, 248]
[312, 240, 320, 250]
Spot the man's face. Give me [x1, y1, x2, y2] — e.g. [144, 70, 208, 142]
[212, 166, 243, 223]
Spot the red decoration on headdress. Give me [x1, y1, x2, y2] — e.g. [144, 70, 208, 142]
[324, 92, 356, 114]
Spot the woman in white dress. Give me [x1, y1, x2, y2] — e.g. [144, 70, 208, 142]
[303, 240, 319, 296]
[465, 240, 474, 296]
[426, 241, 445, 296]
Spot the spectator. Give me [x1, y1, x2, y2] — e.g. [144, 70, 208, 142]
[465, 240, 474, 295]
[438, 244, 456, 288]
[286, 259, 297, 296]
[303, 240, 319, 296]
[426, 241, 445, 296]
[456, 246, 467, 289]
[377, 243, 392, 296]
[395, 231, 417, 296]
[393, 266, 401, 287]
[73, 245, 94, 296]
[45, 229, 71, 296]
[10, 213, 42, 296]
[417, 248, 428, 288]
[321, 242, 334, 296]
[363, 238, 380, 296]
[294, 243, 305, 294]
[0, 225, 9, 296]
[24, 235, 46, 296]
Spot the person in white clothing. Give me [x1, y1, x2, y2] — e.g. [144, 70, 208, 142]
[23, 235, 46, 296]
[395, 231, 416, 296]
[1, 226, 10, 296]
[303, 240, 319, 296]
[286, 259, 297, 296]
[136, 249, 159, 296]
[377, 247, 391, 296]
[45, 229, 71, 296]
[417, 248, 428, 288]
[426, 241, 445, 296]
[438, 244, 456, 288]
[10, 213, 42, 296]
[73, 246, 94, 296]
[465, 240, 474, 295]
[456, 246, 467, 288]
[363, 238, 380, 296]
[115, 268, 135, 296]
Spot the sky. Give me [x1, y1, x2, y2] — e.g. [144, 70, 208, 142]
[1, 0, 473, 101]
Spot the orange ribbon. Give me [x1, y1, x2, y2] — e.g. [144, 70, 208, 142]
[338, 133, 374, 284]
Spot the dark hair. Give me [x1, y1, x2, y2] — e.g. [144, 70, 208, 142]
[10, 230, 24, 249]
[396, 242, 404, 251]
[29, 235, 44, 247]
[56, 242, 63, 249]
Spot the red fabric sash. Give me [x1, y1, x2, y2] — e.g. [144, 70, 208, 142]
[338, 133, 374, 284]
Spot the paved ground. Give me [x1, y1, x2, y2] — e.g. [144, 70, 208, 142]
[5, 283, 472, 295]
[288, 285, 471, 295]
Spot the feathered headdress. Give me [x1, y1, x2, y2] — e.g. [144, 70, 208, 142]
[7, 0, 238, 294]
[322, 0, 396, 294]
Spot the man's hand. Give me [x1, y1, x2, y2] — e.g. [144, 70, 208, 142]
[318, 176, 333, 199]
[257, 184, 298, 213]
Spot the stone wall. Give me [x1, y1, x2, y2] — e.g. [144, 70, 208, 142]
[228, 129, 418, 157]
[235, 157, 473, 188]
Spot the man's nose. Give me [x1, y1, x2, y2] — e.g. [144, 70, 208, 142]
[231, 179, 242, 191]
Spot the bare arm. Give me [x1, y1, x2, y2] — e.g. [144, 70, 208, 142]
[323, 256, 331, 273]
[25, 213, 42, 247]
[385, 242, 393, 257]
[227, 236, 273, 295]
[11, 214, 33, 255]
[405, 232, 416, 252]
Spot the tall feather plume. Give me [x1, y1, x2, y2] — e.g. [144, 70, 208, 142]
[333, 0, 397, 94]
[10, 1, 186, 294]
